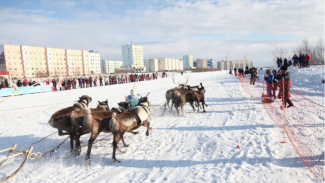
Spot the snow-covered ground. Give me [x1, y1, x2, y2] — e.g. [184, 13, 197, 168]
[0, 66, 323, 183]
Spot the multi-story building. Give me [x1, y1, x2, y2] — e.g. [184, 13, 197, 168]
[197, 59, 208, 68]
[217, 60, 253, 70]
[182, 55, 193, 69]
[89, 50, 101, 74]
[158, 58, 183, 71]
[144, 59, 159, 72]
[207, 59, 213, 68]
[0, 44, 101, 79]
[101, 60, 123, 74]
[121, 44, 144, 68]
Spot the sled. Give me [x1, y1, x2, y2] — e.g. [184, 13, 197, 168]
[0, 145, 33, 183]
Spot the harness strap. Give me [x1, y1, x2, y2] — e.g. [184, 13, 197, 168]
[128, 111, 142, 125]
[111, 108, 122, 114]
[136, 104, 149, 114]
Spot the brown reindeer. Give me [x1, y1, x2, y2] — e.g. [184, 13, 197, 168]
[82, 96, 153, 165]
[165, 76, 189, 109]
[192, 82, 208, 112]
[69, 101, 131, 156]
[48, 96, 113, 153]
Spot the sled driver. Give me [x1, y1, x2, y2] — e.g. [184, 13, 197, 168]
[126, 81, 142, 109]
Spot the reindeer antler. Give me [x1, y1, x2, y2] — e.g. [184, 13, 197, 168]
[183, 76, 189, 85]
[172, 76, 177, 85]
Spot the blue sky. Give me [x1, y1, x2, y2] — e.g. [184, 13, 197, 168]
[0, 0, 323, 67]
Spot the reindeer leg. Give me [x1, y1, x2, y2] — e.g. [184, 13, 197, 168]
[121, 137, 129, 147]
[112, 133, 123, 163]
[181, 104, 185, 116]
[75, 135, 81, 157]
[84, 132, 99, 166]
[129, 131, 139, 135]
[69, 133, 75, 152]
[142, 120, 152, 136]
[202, 101, 206, 112]
[190, 102, 195, 111]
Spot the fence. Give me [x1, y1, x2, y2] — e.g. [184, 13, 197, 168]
[236, 72, 324, 182]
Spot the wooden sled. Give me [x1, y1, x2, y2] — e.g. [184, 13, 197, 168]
[0, 145, 33, 183]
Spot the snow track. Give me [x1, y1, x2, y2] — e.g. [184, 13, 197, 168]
[0, 71, 317, 182]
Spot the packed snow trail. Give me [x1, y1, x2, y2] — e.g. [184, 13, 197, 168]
[0, 71, 316, 182]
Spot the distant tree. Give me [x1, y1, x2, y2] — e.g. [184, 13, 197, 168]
[272, 46, 288, 63]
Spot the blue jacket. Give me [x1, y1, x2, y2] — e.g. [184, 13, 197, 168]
[127, 94, 142, 109]
[264, 74, 274, 84]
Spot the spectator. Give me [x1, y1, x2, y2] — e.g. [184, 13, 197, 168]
[288, 59, 292, 66]
[280, 66, 294, 108]
[234, 68, 237, 77]
[283, 58, 288, 67]
[28, 80, 33, 86]
[301, 54, 306, 68]
[99, 75, 103, 86]
[264, 69, 274, 102]
[4, 78, 9, 88]
[89, 77, 93, 87]
[94, 77, 97, 87]
[52, 79, 57, 91]
[17, 80, 22, 87]
[272, 70, 280, 99]
[250, 68, 257, 85]
[292, 54, 299, 67]
[1, 81, 6, 89]
[104, 76, 108, 85]
[305, 53, 310, 68]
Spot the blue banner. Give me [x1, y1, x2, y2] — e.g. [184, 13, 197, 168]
[0, 85, 53, 97]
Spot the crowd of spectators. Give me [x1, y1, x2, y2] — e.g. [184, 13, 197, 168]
[0, 72, 166, 92]
[277, 53, 310, 68]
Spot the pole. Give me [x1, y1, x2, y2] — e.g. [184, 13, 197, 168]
[281, 78, 287, 143]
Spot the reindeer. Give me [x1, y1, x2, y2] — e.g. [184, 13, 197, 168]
[48, 95, 93, 137]
[69, 101, 131, 157]
[48, 96, 113, 154]
[191, 82, 208, 112]
[166, 76, 189, 109]
[82, 95, 153, 165]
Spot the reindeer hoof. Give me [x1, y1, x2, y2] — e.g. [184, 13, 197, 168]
[124, 144, 129, 147]
[146, 131, 149, 136]
[112, 158, 120, 163]
[84, 157, 91, 166]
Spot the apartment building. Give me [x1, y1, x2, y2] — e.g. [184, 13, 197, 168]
[0, 44, 101, 79]
[217, 60, 253, 70]
[182, 55, 193, 69]
[89, 50, 101, 74]
[158, 58, 183, 71]
[101, 60, 123, 74]
[121, 44, 144, 68]
[197, 59, 208, 68]
[144, 59, 159, 72]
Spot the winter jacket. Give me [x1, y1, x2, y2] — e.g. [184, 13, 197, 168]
[251, 70, 257, 79]
[282, 70, 291, 91]
[264, 74, 274, 84]
[127, 94, 142, 109]
[292, 55, 299, 63]
[17, 81, 22, 87]
[305, 54, 310, 62]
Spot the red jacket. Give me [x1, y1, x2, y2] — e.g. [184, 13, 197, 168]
[305, 54, 310, 61]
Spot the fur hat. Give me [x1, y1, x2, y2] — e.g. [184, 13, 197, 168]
[130, 89, 137, 99]
[280, 66, 287, 70]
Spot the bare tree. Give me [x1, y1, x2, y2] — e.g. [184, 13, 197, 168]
[312, 37, 324, 65]
[272, 46, 288, 63]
